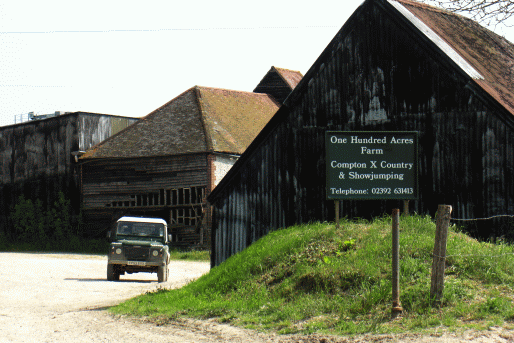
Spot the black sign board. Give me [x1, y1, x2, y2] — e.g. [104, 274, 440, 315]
[326, 131, 418, 200]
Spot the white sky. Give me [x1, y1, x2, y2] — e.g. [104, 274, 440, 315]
[2, 0, 514, 128]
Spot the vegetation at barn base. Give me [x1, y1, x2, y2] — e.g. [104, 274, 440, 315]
[0, 192, 108, 254]
[112, 215, 514, 336]
[0, 192, 211, 259]
[168, 248, 210, 261]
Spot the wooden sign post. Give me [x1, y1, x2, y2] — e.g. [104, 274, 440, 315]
[325, 131, 419, 317]
[391, 208, 403, 318]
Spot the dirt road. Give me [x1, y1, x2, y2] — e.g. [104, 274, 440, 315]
[1, 252, 514, 343]
[0, 252, 261, 342]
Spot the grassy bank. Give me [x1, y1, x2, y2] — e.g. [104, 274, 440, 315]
[111, 215, 514, 335]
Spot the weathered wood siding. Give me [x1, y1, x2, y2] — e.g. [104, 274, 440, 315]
[0, 113, 138, 236]
[81, 153, 211, 248]
[254, 72, 293, 104]
[210, 1, 514, 266]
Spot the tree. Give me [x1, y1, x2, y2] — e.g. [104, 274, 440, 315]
[421, 0, 514, 26]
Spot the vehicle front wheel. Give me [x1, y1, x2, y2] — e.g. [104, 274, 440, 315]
[157, 265, 168, 283]
[107, 264, 119, 281]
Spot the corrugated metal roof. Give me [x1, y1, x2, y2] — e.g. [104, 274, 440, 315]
[81, 86, 279, 159]
[393, 0, 514, 115]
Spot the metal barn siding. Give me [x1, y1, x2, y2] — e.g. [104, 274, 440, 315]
[78, 115, 138, 152]
[209, 0, 514, 266]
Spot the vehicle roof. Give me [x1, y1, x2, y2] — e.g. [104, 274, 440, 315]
[117, 216, 167, 225]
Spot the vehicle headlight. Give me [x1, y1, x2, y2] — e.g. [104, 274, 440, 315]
[116, 248, 122, 255]
[152, 250, 159, 257]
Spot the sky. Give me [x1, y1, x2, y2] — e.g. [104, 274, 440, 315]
[2, 0, 514, 128]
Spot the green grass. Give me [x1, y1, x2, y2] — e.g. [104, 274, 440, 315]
[111, 215, 514, 336]
[169, 248, 210, 261]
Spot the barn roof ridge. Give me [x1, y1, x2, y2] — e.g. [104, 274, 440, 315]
[393, 0, 452, 13]
[194, 86, 214, 153]
[81, 84, 281, 159]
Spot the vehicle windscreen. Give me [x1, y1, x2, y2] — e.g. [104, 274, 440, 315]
[116, 221, 164, 241]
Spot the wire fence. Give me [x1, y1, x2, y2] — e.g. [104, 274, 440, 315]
[446, 213, 514, 243]
[431, 213, 514, 259]
[450, 214, 514, 222]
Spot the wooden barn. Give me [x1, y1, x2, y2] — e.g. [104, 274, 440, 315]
[0, 112, 138, 237]
[79, 67, 302, 249]
[208, 0, 514, 266]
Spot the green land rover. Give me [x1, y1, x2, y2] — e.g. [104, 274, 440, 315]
[107, 216, 171, 283]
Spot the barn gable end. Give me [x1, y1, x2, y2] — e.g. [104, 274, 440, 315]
[254, 66, 304, 104]
[208, 0, 514, 266]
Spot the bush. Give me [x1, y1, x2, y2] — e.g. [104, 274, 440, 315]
[6, 192, 106, 254]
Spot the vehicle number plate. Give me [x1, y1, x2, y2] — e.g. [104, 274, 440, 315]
[127, 261, 147, 266]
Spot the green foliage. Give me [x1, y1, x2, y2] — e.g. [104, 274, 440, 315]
[6, 192, 107, 254]
[11, 195, 45, 242]
[112, 215, 514, 336]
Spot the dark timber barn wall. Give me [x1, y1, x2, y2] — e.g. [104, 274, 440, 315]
[0, 112, 138, 238]
[80, 153, 212, 246]
[208, 0, 514, 266]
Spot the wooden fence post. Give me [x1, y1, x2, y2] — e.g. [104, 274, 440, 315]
[403, 200, 410, 216]
[335, 200, 340, 229]
[430, 204, 452, 306]
[391, 208, 403, 318]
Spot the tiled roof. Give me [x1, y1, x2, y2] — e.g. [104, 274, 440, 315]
[80, 86, 279, 159]
[197, 87, 280, 154]
[393, 0, 514, 115]
[273, 67, 303, 89]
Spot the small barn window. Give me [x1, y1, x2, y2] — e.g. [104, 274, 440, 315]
[184, 188, 190, 204]
[172, 189, 178, 205]
[178, 190, 184, 205]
